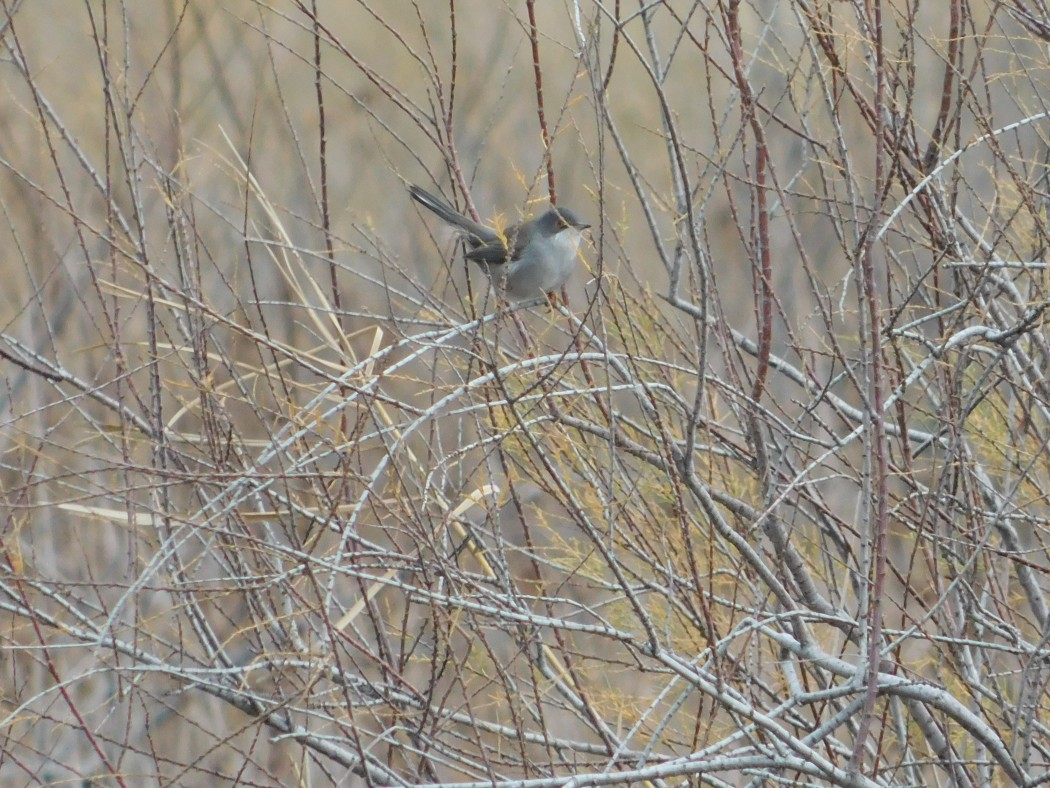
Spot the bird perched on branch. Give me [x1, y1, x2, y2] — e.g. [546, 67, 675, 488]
[409, 184, 590, 302]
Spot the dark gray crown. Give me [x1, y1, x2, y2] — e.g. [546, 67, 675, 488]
[536, 207, 590, 235]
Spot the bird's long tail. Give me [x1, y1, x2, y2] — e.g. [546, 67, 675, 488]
[408, 185, 495, 244]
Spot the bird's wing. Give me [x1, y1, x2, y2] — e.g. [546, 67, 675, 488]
[463, 225, 528, 265]
[463, 238, 512, 265]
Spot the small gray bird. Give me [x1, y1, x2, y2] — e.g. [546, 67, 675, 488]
[409, 184, 590, 302]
